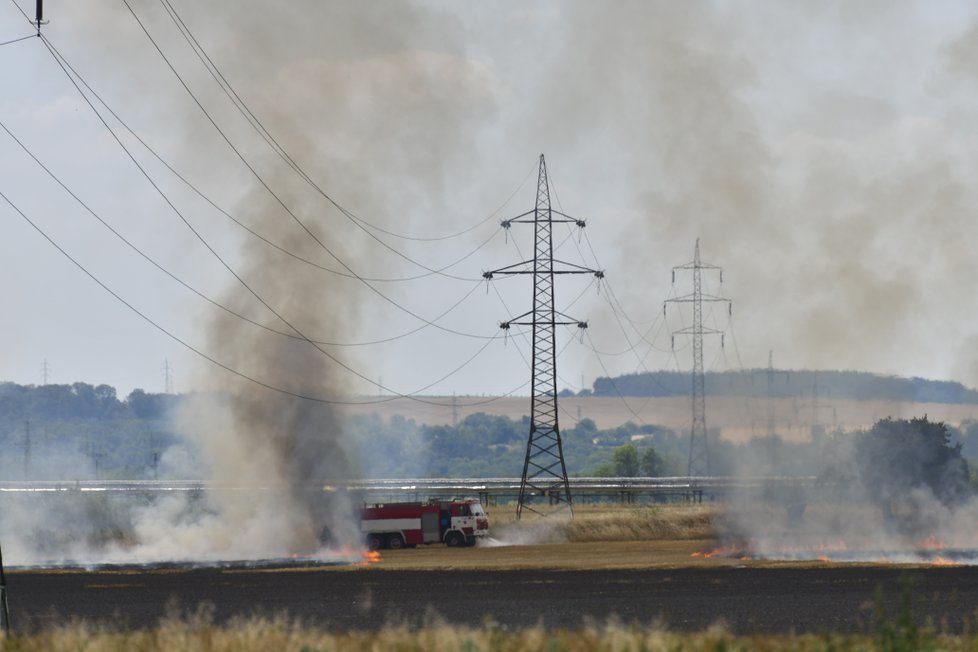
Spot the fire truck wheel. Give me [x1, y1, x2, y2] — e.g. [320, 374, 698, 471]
[366, 533, 385, 550]
[465, 536, 476, 547]
[445, 531, 464, 547]
[387, 533, 405, 550]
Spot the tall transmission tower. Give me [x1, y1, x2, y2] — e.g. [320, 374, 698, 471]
[665, 239, 730, 478]
[483, 154, 603, 519]
[163, 358, 174, 394]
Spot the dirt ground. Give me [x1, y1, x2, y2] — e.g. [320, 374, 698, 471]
[352, 539, 720, 571]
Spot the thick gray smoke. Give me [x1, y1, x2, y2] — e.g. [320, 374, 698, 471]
[0, 0, 500, 563]
[716, 418, 978, 563]
[135, 0, 499, 558]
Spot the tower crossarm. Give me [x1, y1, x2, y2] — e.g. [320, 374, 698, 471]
[484, 261, 602, 278]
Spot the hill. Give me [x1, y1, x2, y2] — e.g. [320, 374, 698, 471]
[590, 370, 978, 404]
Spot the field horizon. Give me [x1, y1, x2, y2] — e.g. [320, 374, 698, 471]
[341, 395, 978, 444]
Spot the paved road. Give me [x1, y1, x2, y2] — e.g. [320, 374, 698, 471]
[6, 565, 976, 633]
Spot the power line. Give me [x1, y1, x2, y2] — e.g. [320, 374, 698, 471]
[0, 188, 530, 407]
[0, 117, 513, 349]
[37, 33, 499, 288]
[120, 1, 490, 282]
[35, 35, 525, 400]
[32, 35, 514, 285]
[156, 0, 517, 245]
[36, 33, 533, 346]
[0, 32, 33, 47]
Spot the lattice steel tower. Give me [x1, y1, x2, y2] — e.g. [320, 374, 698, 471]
[665, 239, 730, 477]
[484, 155, 602, 519]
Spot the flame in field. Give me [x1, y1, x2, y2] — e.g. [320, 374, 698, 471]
[691, 545, 747, 559]
[358, 550, 381, 566]
[689, 537, 978, 565]
[917, 535, 946, 550]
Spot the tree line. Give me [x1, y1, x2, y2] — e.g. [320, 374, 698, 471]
[588, 370, 978, 404]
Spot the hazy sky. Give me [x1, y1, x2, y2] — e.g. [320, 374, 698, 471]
[3, 0, 978, 403]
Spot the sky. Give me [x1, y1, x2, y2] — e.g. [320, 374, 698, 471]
[3, 0, 978, 404]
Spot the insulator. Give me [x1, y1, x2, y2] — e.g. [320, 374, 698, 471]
[36, 0, 43, 22]
[720, 270, 724, 284]
[672, 270, 675, 284]
[577, 321, 588, 329]
[500, 322, 510, 330]
[728, 303, 732, 317]
[595, 270, 605, 279]
[671, 335, 675, 350]
[721, 334, 726, 349]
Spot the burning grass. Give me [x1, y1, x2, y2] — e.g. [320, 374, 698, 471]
[0, 612, 971, 651]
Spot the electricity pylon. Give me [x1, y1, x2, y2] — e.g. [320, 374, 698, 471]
[483, 154, 603, 519]
[665, 239, 730, 478]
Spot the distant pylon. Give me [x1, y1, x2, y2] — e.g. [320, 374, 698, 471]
[665, 239, 730, 478]
[483, 154, 603, 519]
[163, 358, 174, 394]
[23, 420, 31, 480]
[767, 351, 775, 439]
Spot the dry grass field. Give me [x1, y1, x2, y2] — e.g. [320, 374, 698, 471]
[342, 396, 978, 443]
[0, 616, 957, 652]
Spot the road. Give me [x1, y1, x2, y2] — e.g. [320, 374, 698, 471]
[7, 564, 977, 634]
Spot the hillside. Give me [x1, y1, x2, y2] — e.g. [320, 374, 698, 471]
[591, 370, 978, 404]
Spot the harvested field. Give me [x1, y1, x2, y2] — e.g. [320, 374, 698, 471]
[8, 505, 975, 641]
[9, 558, 978, 635]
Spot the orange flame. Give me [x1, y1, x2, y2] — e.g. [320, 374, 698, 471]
[690, 545, 748, 559]
[918, 534, 946, 550]
[356, 550, 382, 566]
[930, 556, 959, 567]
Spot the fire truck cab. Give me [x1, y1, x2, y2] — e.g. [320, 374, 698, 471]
[360, 498, 489, 549]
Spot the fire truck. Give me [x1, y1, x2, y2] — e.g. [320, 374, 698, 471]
[360, 498, 489, 549]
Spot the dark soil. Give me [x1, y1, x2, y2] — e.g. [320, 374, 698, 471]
[7, 565, 975, 634]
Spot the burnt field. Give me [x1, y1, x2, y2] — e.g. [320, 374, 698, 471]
[8, 562, 978, 634]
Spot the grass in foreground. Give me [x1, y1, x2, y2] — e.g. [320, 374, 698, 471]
[0, 582, 949, 651]
[0, 614, 958, 652]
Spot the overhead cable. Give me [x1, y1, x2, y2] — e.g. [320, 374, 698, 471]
[121, 0, 496, 281]
[0, 186, 532, 406]
[157, 0, 521, 244]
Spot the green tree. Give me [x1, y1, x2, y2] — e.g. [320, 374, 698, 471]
[613, 443, 640, 476]
[856, 416, 971, 508]
[640, 447, 665, 476]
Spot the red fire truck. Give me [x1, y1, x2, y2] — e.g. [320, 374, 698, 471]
[360, 498, 489, 549]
